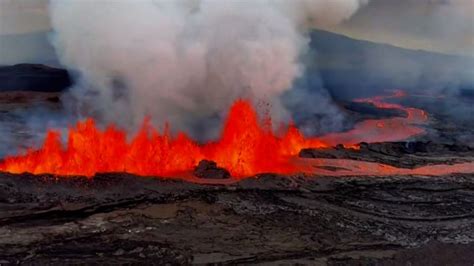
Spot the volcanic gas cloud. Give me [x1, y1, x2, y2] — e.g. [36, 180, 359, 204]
[49, 0, 369, 136]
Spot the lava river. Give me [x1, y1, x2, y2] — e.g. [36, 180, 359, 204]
[0, 91, 472, 179]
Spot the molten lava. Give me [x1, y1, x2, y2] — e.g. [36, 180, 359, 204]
[319, 90, 428, 146]
[1, 91, 455, 179]
[0, 100, 328, 178]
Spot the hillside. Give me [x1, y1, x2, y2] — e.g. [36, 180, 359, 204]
[307, 29, 474, 100]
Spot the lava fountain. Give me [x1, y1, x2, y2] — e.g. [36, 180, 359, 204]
[0, 99, 327, 178]
[1, 91, 470, 179]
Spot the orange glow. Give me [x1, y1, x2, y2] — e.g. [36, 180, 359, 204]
[0, 100, 329, 178]
[0, 91, 450, 179]
[318, 90, 428, 146]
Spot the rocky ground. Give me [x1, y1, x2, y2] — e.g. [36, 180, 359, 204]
[300, 141, 474, 169]
[0, 172, 473, 264]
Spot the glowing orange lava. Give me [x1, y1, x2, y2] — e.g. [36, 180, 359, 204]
[319, 90, 428, 146]
[0, 100, 328, 178]
[1, 91, 467, 179]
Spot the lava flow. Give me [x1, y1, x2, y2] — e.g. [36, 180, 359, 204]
[0, 91, 441, 179]
[320, 90, 428, 146]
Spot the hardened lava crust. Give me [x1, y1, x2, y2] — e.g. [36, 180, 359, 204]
[0, 171, 473, 264]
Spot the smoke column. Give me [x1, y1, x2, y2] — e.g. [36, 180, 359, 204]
[49, 0, 368, 139]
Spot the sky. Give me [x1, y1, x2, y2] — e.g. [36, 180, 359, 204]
[0, 0, 473, 65]
[0, 0, 50, 34]
[328, 0, 474, 56]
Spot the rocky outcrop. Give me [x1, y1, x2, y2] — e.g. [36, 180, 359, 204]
[194, 160, 231, 179]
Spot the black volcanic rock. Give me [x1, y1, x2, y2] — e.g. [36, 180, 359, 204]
[300, 141, 474, 168]
[194, 160, 230, 179]
[0, 64, 71, 92]
[343, 101, 406, 119]
[0, 172, 474, 264]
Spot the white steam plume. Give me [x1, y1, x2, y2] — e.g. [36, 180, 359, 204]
[49, 0, 368, 138]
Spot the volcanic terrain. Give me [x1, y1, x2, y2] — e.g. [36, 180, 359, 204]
[0, 30, 473, 264]
[0, 86, 473, 264]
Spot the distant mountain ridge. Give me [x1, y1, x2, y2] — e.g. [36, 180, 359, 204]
[0, 64, 71, 92]
[0, 29, 472, 97]
[307, 29, 474, 100]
